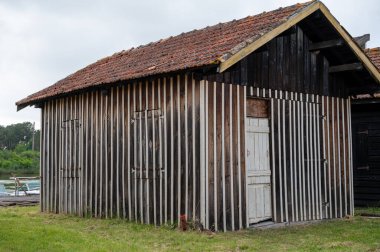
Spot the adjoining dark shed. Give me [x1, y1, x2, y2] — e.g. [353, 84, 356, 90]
[16, 1, 380, 231]
[351, 47, 380, 207]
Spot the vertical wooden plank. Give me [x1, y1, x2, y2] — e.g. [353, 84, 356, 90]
[80, 95, 84, 216]
[293, 95, 299, 221]
[192, 77, 196, 222]
[229, 84, 235, 230]
[347, 98, 354, 215]
[43, 103, 47, 212]
[158, 80, 163, 225]
[133, 83, 137, 221]
[337, 98, 342, 218]
[170, 77, 174, 224]
[289, 93, 294, 222]
[213, 81, 218, 231]
[58, 99, 62, 213]
[45, 101, 50, 212]
[73, 97, 77, 214]
[64, 98, 67, 214]
[124, 85, 128, 219]
[53, 100, 57, 213]
[49, 101, 52, 212]
[208, 78, 215, 229]
[157, 78, 166, 225]
[305, 96, 311, 220]
[101, 93, 108, 218]
[184, 76, 189, 220]
[151, 80, 157, 225]
[277, 92, 283, 222]
[311, 96, 316, 219]
[313, 97, 319, 219]
[139, 81, 144, 223]
[40, 107, 44, 212]
[145, 81, 150, 224]
[205, 81, 209, 229]
[237, 85, 242, 229]
[317, 96, 322, 219]
[68, 98, 72, 214]
[46, 101, 49, 212]
[92, 93, 96, 216]
[221, 83, 226, 231]
[199, 79, 206, 228]
[270, 92, 277, 222]
[282, 93, 289, 222]
[341, 98, 347, 216]
[116, 87, 121, 218]
[163, 78, 168, 223]
[326, 96, 332, 219]
[296, 96, 302, 221]
[322, 96, 327, 218]
[243, 86, 247, 228]
[177, 75, 181, 225]
[332, 97, 337, 218]
[301, 94, 307, 220]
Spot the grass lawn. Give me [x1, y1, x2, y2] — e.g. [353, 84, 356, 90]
[356, 207, 380, 216]
[0, 207, 379, 251]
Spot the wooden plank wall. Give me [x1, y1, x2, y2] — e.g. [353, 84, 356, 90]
[202, 81, 247, 231]
[351, 103, 380, 206]
[246, 87, 353, 223]
[40, 74, 203, 227]
[210, 25, 347, 99]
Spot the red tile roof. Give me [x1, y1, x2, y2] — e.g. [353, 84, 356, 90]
[17, 1, 314, 107]
[366, 47, 380, 71]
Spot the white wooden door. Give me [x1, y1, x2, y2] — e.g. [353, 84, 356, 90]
[246, 118, 272, 224]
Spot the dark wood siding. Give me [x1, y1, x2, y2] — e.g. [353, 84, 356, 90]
[209, 26, 347, 98]
[352, 103, 380, 207]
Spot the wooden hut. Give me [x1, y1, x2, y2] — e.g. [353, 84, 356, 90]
[351, 48, 380, 207]
[16, 1, 380, 231]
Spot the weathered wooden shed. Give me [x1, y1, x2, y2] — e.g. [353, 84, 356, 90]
[351, 47, 380, 207]
[16, 1, 380, 231]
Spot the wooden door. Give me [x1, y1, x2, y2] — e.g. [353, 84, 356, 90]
[246, 117, 272, 224]
[133, 109, 164, 223]
[61, 118, 81, 215]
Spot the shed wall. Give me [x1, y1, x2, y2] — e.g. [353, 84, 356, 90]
[40, 74, 203, 225]
[352, 103, 380, 206]
[202, 83, 353, 230]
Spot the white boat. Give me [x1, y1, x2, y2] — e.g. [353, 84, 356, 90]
[10, 180, 40, 196]
[0, 183, 11, 196]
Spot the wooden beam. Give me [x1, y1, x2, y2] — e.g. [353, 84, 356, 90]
[354, 34, 370, 49]
[329, 63, 362, 73]
[218, 1, 320, 72]
[318, 3, 380, 82]
[218, 2, 380, 84]
[309, 39, 344, 51]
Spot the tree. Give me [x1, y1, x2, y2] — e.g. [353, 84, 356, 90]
[0, 122, 36, 150]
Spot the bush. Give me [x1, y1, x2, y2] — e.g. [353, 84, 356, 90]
[0, 144, 39, 174]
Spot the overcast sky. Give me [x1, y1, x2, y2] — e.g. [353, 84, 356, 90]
[0, 0, 379, 129]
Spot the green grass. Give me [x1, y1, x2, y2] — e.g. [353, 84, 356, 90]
[356, 207, 380, 216]
[0, 207, 380, 252]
